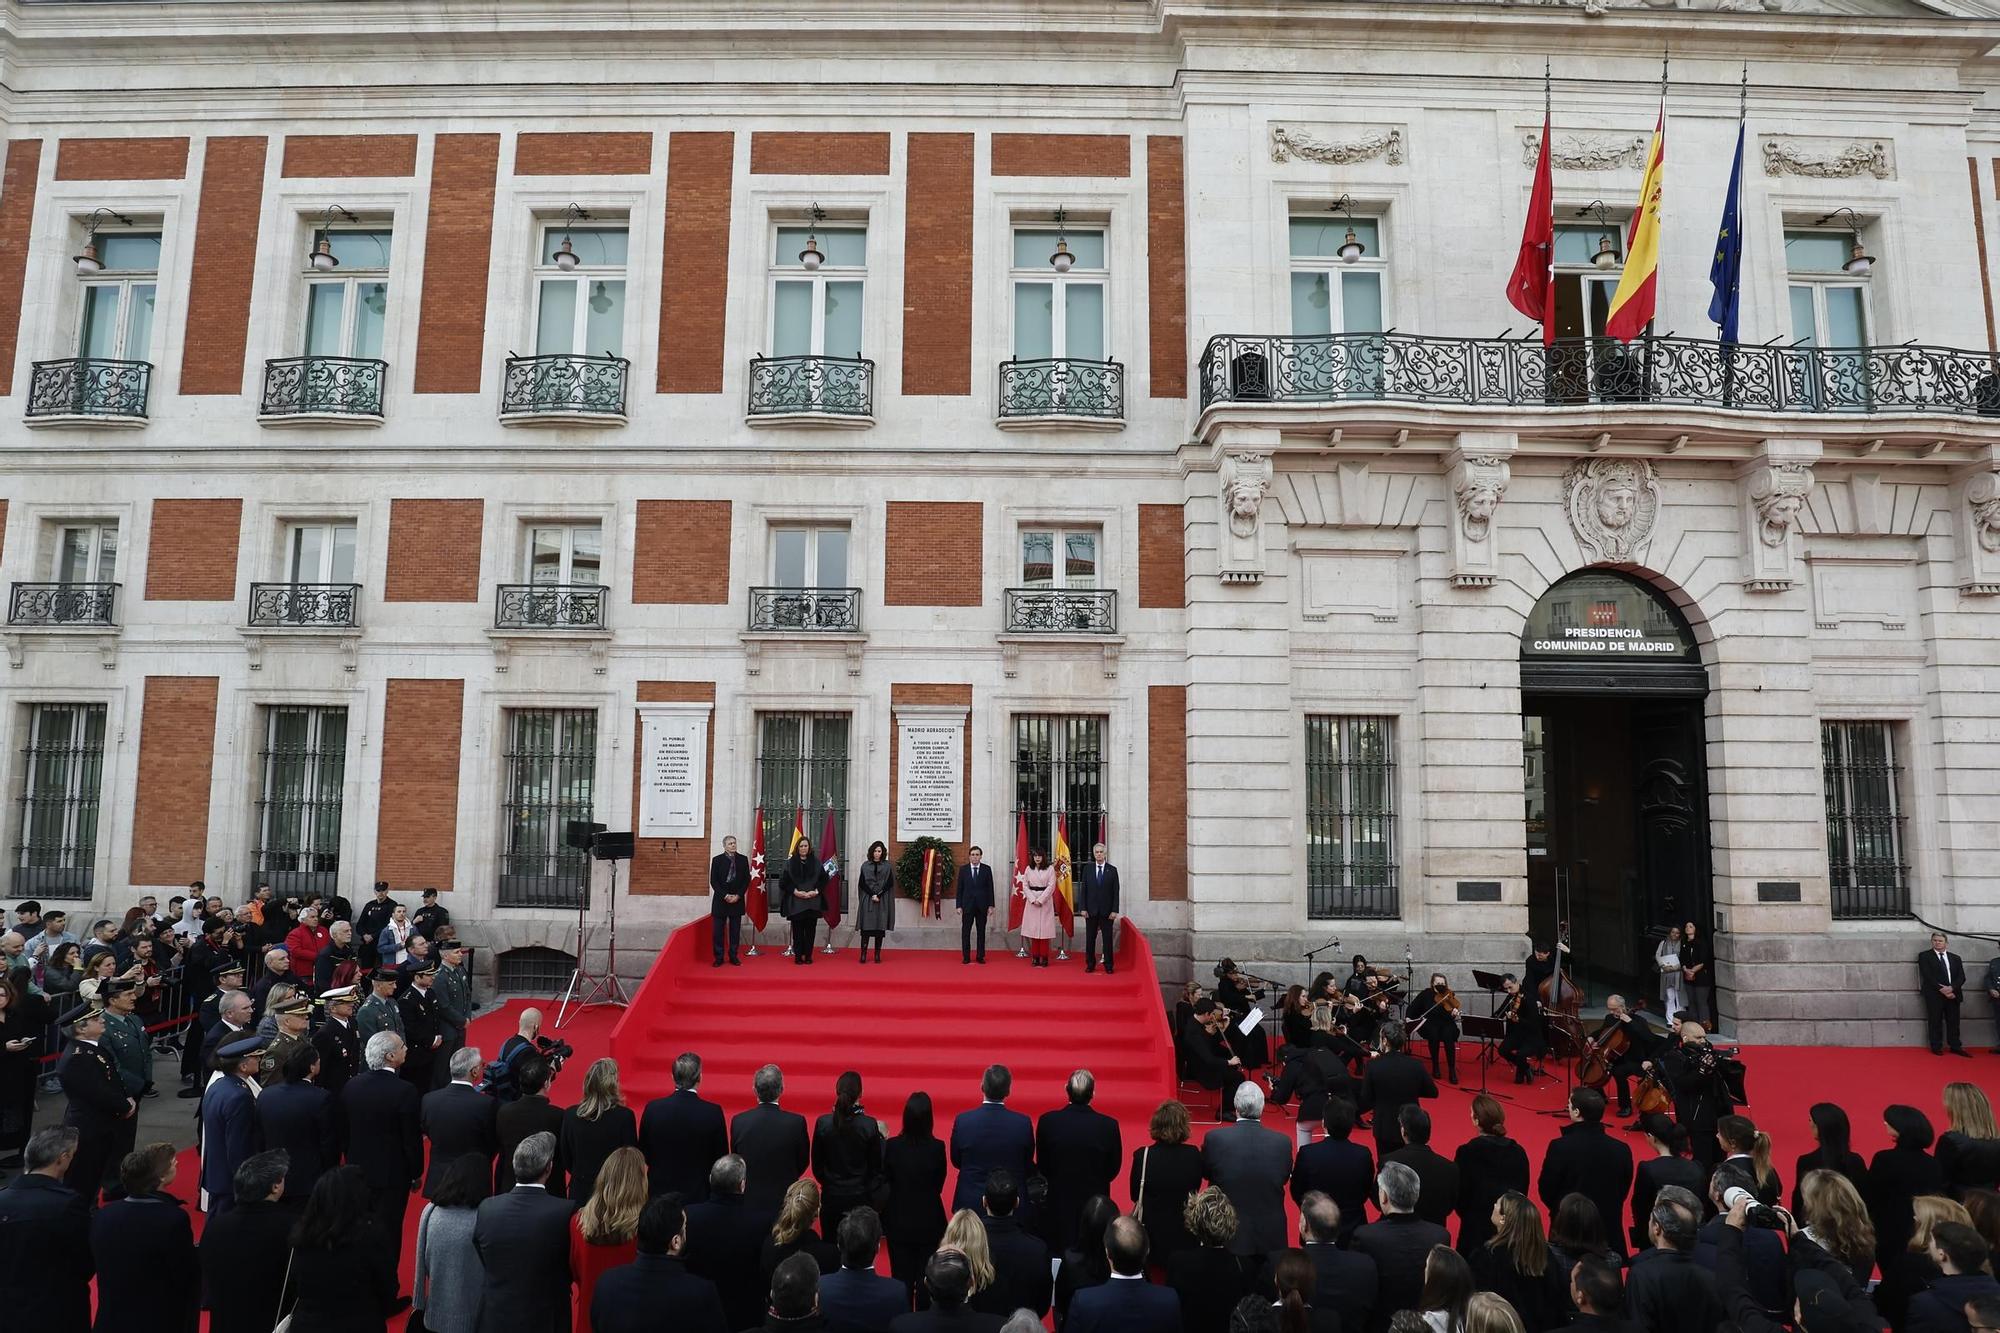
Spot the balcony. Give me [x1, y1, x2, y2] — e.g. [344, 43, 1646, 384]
[25, 358, 150, 426]
[246, 583, 360, 628]
[500, 353, 629, 426]
[259, 356, 387, 425]
[996, 357, 1124, 429]
[1003, 587, 1118, 634]
[747, 586, 862, 633]
[494, 583, 609, 632]
[747, 355, 874, 427]
[8, 582, 118, 627]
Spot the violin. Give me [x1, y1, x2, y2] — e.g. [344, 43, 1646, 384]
[1504, 990, 1524, 1023]
[1438, 986, 1461, 1015]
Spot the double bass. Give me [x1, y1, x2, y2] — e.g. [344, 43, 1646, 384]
[1536, 924, 1584, 1059]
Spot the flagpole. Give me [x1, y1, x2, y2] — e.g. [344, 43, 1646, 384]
[1543, 57, 1554, 340]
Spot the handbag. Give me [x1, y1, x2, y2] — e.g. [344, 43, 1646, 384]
[1656, 948, 1681, 973]
[1131, 1146, 1151, 1225]
[272, 1248, 296, 1333]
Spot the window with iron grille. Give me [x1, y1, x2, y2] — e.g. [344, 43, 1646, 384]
[1306, 715, 1398, 919]
[495, 946, 577, 995]
[14, 703, 106, 900]
[254, 706, 347, 899]
[754, 713, 850, 862]
[1822, 720, 1909, 919]
[1010, 715, 1107, 869]
[499, 709, 597, 908]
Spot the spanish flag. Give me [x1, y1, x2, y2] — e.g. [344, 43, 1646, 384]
[1052, 816, 1076, 935]
[1605, 107, 1665, 344]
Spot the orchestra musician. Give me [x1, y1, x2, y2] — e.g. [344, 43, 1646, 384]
[1180, 997, 1247, 1115]
[1306, 998, 1370, 1072]
[1213, 959, 1271, 1070]
[1270, 1005, 1359, 1147]
[1653, 1020, 1733, 1170]
[1277, 985, 1312, 1056]
[1585, 994, 1665, 1119]
[1498, 974, 1545, 1084]
[1406, 973, 1461, 1086]
[1342, 956, 1396, 1047]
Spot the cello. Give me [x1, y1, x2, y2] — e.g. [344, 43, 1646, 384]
[1575, 997, 1654, 1089]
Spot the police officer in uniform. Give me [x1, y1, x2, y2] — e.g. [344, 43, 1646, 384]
[262, 992, 315, 1084]
[397, 958, 443, 1090]
[198, 1034, 265, 1215]
[354, 881, 397, 969]
[355, 967, 405, 1045]
[432, 939, 474, 1091]
[94, 979, 150, 1191]
[311, 986, 364, 1093]
[56, 1002, 134, 1205]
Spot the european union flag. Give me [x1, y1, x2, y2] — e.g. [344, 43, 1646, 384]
[1708, 123, 1746, 344]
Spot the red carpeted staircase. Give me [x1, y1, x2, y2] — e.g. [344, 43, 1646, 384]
[609, 921, 1177, 1129]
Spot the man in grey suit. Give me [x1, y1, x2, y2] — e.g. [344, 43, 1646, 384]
[730, 1063, 810, 1212]
[1199, 1082, 1294, 1260]
[473, 1131, 580, 1333]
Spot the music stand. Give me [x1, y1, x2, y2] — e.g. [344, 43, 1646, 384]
[1462, 1014, 1508, 1097]
[556, 830, 634, 1027]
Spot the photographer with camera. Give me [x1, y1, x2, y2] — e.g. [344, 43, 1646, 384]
[1712, 1182, 1886, 1333]
[1696, 1164, 1789, 1317]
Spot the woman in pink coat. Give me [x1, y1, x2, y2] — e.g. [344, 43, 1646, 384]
[1021, 849, 1057, 968]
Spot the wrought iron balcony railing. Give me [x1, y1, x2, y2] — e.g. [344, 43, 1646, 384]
[1004, 587, 1118, 634]
[8, 582, 118, 627]
[247, 583, 360, 628]
[26, 358, 151, 421]
[747, 586, 863, 633]
[501, 353, 630, 420]
[260, 356, 387, 420]
[494, 583, 609, 631]
[747, 355, 875, 420]
[997, 357, 1124, 422]
[1199, 332, 2000, 418]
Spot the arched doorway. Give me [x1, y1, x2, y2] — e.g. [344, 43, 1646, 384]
[1520, 569, 1710, 1005]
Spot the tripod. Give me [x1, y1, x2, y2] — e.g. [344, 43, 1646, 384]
[556, 838, 633, 1028]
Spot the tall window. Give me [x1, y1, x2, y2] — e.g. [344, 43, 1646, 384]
[754, 713, 850, 862]
[526, 524, 603, 586]
[771, 526, 849, 590]
[53, 523, 118, 584]
[1019, 529, 1098, 589]
[1012, 226, 1107, 362]
[770, 224, 865, 360]
[1011, 715, 1106, 867]
[1288, 215, 1385, 338]
[1786, 229, 1871, 410]
[535, 225, 627, 358]
[254, 706, 346, 898]
[285, 523, 356, 585]
[1305, 715, 1398, 919]
[303, 230, 390, 360]
[14, 703, 106, 899]
[499, 710, 597, 907]
[1550, 223, 1623, 340]
[78, 232, 160, 362]
[1822, 720, 1908, 919]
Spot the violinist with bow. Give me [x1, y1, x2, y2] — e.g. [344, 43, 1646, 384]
[1499, 973, 1545, 1084]
[1406, 973, 1461, 1085]
[1341, 955, 1397, 1046]
[1213, 958, 1271, 1070]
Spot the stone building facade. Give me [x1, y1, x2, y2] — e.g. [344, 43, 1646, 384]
[0, 0, 1997, 1041]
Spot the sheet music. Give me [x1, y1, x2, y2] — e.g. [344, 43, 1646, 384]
[1237, 1006, 1264, 1036]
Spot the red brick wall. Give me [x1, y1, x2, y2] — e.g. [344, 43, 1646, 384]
[0, 141, 41, 396]
[659, 132, 734, 394]
[180, 137, 268, 395]
[376, 680, 465, 891]
[55, 137, 189, 180]
[885, 501, 981, 606]
[1147, 136, 1189, 399]
[751, 132, 890, 176]
[632, 682, 717, 896]
[632, 500, 731, 604]
[280, 135, 419, 178]
[889, 684, 974, 876]
[990, 134, 1130, 178]
[0, 502, 9, 566]
[129, 677, 219, 884]
[413, 134, 500, 394]
[384, 499, 484, 602]
[1147, 685, 1188, 900]
[1137, 503, 1186, 609]
[144, 499, 242, 601]
[902, 134, 974, 395]
[516, 132, 653, 176]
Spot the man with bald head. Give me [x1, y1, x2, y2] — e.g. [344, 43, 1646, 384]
[1653, 1021, 1732, 1171]
[1064, 1215, 1180, 1333]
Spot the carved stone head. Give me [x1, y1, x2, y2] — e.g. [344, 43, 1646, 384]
[1564, 457, 1659, 562]
[1970, 473, 2000, 554]
[1222, 452, 1273, 539]
[1453, 455, 1511, 544]
[1749, 464, 1813, 548]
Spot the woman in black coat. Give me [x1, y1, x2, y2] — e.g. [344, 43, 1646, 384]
[1791, 1102, 1870, 1214]
[559, 1057, 641, 1202]
[1676, 920, 1714, 1027]
[1455, 1093, 1530, 1255]
[0, 976, 48, 1162]
[1939, 1082, 2000, 1199]
[1056, 1195, 1120, 1330]
[1130, 1099, 1205, 1267]
[1867, 1103, 1947, 1271]
[780, 840, 828, 965]
[1166, 1186, 1259, 1333]
[882, 1092, 948, 1305]
[1630, 1114, 1705, 1251]
[89, 1144, 198, 1332]
[285, 1166, 400, 1333]
[812, 1070, 885, 1239]
[1467, 1192, 1569, 1333]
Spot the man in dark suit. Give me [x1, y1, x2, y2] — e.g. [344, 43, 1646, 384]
[641, 1051, 730, 1201]
[710, 836, 752, 968]
[1382, 1105, 1459, 1229]
[592, 1194, 729, 1333]
[733, 1063, 811, 1212]
[256, 1045, 338, 1200]
[0, 1128, 93, 1332]
[1282, 1192, 1378, 1332]
[200, 1150, 301, 1333]
[1909, 1222, 2000, 1333]
[1624, 1195, 1723, 1333]
[1035, 1069, 1122, 1254]
[1357, 1026, 1439, 1160]
[1352, 1161, 1450, 1333]
[820, 1205, 908, 1333]
[890, 1249, 1006, 1333]
[423, 1045, 501, 1196]
[764, 1252, 830, 1332]
[1181, 999, 1246, 1117]
[1290, 1098, 1374, 1243]
[956, 847, 995, 964]
[973, 1171, 1050, 1319]
[340, 1029, 424, 1276]
[496, 1052, 567, 1194]
[1065, 1216, 1182, 1333]
[1920, 931, 1972, 1057]
[473, 1131, 580, 1333]
[355, 880, 397, 969]
[686, 1155, 780, 1333]
[949, 1064, 1034, 1214]
[55, 1004, 134, 1205]
[1553, 1256, 1639, 1333]
[1539, 1086, 1635, 1256]
[1079, 842, 1120, 974]
[1200, 1082, 1294, 1261]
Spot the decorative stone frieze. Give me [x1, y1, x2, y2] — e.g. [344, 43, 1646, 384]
[1563, 456, 1659, 562]
[1270, 125, 1404, 166]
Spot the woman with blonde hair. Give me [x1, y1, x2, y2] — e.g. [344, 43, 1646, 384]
[763, 1177, 838, 1281]
[1940, 1082, 2000, 1199]
[1468, 1191, 1565, 1333]
[1878, 1194, 1973, 1330]
[559, 1057, 638, 1200]
[1797, 1168, 1876, 1288]
[940, 1207, 996, 1296]
[1466, 1292, 1529, 1333]
[569, 1145, 646, 1329]
[1168, 1185, 1257, 1333]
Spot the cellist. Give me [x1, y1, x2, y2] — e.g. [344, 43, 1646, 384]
[1582, 993, 1665, 1120]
